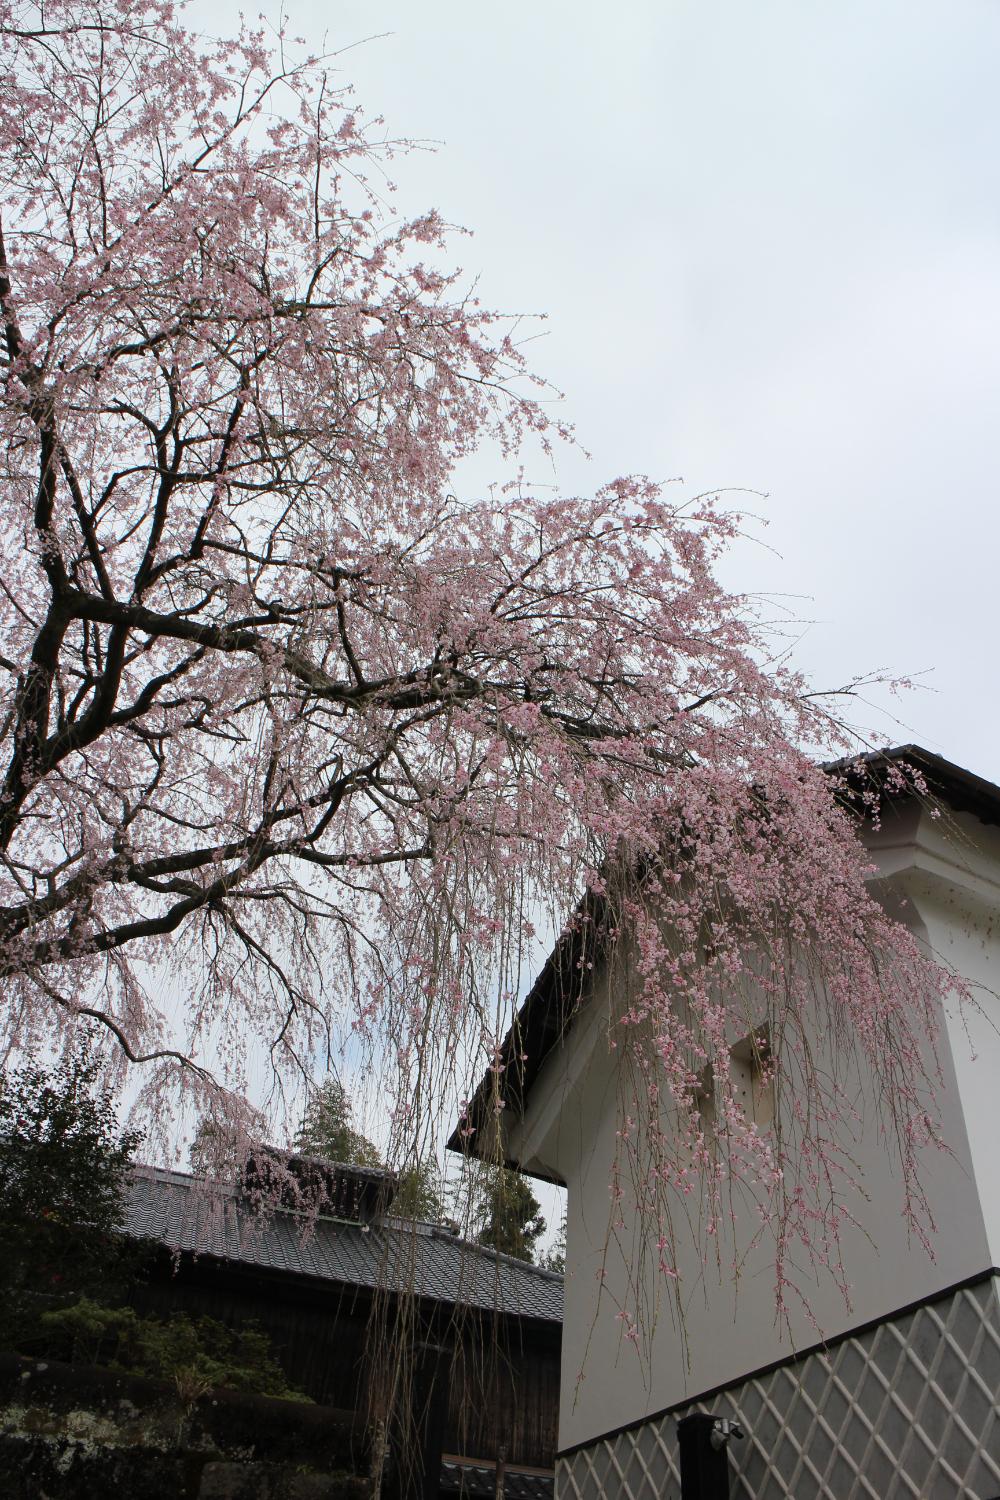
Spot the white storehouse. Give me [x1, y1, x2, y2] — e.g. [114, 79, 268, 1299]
[453, 747, 1000, 1500]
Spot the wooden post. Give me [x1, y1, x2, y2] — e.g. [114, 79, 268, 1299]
[495, 1444, 506, 1500]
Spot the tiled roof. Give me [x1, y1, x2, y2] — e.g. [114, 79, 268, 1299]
[440, 1462, 555, 1500]
[125, 1167, 563, 1325]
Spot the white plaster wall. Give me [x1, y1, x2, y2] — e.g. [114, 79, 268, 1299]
[893, 810, 1000, 1267]
[508, 802, 1000, 1455]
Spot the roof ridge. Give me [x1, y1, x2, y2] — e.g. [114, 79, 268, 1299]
[428, 1225, 564, 1280]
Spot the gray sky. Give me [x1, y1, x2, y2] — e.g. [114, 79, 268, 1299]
[222, 0, 1000, 780]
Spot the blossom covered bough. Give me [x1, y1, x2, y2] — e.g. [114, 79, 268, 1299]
[0, 0, 957, 1319]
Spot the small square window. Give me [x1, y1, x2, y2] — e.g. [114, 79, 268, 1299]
[730, 1028, 774, 1129]
[693, 1028, 773, 1132]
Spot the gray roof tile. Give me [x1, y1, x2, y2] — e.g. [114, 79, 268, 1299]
[126, 1167, 563, 1324]
[441, 1462, 555, 1499]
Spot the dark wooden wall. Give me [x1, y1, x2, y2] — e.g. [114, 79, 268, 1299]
[131, 1257, 370, 1411]
[442, 1314, 560, 1467]
[130, 1252, 560, 1469]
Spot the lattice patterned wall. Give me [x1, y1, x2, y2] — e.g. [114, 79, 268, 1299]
[558, 1274, 1000, 1500]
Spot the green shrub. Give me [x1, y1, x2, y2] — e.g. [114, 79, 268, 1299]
[40, 1298, 311, 1402]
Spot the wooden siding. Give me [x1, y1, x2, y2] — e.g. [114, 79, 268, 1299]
[131, 1250, 560, 1469]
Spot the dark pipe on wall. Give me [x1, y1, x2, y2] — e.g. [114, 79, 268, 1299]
[677, 1413, 732, 1500]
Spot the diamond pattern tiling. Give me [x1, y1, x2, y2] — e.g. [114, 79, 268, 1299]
[557, 1274, 1000, 1500]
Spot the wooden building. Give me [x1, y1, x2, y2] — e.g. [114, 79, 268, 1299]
[123, 1160, 562, 1497]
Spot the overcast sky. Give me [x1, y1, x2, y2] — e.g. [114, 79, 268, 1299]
[206, 0, 1000, 780]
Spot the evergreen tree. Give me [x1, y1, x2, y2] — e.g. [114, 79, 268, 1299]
[393, 1159, 449, 1224]
[540, 1211, 567, 1274]
[0, 1058, 139, 1237]
[188, 1117, 240, 1178]
[476, 1167, 547, 1264]
[293, 1081, 450, 1223]
[0, 1060, 143, 1348]
[293, 1079, 382, 1168]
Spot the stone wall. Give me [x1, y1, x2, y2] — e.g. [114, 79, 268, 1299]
[0, 1351, 371, 1499]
